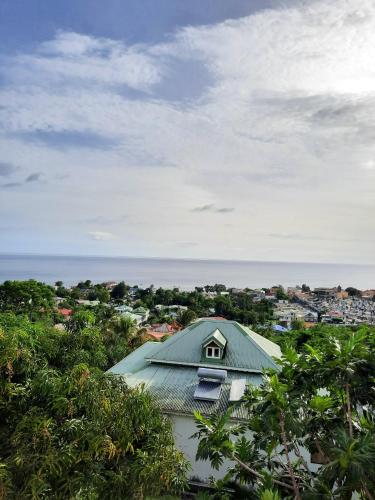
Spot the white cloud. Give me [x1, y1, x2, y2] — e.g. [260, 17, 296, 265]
[7, 31, 162, 91]
[1, 0, 375, 263]
[88, 231, 114, 241]
[40, 31, 117, 56]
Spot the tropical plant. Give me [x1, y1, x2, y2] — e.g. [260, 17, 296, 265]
[0, 311, 189, 498]
[194, 326, 375, 498]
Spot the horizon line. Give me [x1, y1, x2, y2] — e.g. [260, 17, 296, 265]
[0, 251, 374, 268]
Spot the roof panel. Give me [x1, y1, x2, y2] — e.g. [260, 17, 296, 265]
[203, 328, 227, 349]
[194, 381, 222, 401]
[229, 379, 247, 402]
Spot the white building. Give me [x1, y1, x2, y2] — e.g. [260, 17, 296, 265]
[108, 319, 284, 481]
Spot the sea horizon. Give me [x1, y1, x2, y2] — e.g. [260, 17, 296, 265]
[0, 253, 374, 290]
[1, 251, 374, 267]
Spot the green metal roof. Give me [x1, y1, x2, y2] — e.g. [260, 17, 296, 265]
[107, 319, 281, 419]
[108, 342, 262, 419]
[146, 319, 281, 373]
[202, 328, 227, 349]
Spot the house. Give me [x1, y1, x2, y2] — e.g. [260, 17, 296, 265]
[76, 299, 100, 307]
[303, 310, 318, 323]
[108, 318, 281, 481]
[103, 281, 118, 290]
[146, 322, 181, 340]
[114, 305, 150, 325]
[132, 306, 149, 323]
[313, 287, 336, 298]
[114, 304, 134, 314]
[57, 307, 73, 319]
[148, 322, 180, 334]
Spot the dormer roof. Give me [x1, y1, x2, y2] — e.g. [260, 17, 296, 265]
[202, 328, 227, 349]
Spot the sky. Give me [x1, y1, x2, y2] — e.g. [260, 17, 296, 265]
[1, 0, 375, 264]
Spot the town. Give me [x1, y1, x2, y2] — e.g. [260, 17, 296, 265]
[53, 280, 375, 334]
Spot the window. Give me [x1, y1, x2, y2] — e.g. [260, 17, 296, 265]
[206, 346, 221, 359]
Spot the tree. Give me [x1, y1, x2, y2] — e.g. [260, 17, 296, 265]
[290, 318, 304, 330]
[66, 310, 96, 334]
[95, 286, 110, 303]
[275, 286, 288, 301]
[110, 281, 127, 300]
[0, 312, 188, 498]
[345, 287, 362, 297]
[0, 280, 55, 315]
[194, 326, 375, 498]
[178, 309, 197, 327]
[214, 295, 233, 317]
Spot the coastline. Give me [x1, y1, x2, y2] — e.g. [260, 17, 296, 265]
[0, 254, 374, 290]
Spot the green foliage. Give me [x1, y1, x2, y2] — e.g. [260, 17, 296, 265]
[194, 325, 375, 499]
[111, 281, 127, 300]
[177, 309, 197, 327]
[0, 280, 55, 316]
[104, 315, 137, 366]
[275, 287, 288, 301]
[260, 489, 280, 500]
[133, 286, 273, 326]
[0, 308, 188, 498]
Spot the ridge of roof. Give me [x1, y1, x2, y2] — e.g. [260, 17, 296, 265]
[147, 319, 280, 372]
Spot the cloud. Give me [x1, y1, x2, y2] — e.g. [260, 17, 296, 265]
[1, 0, 375, 263]
[11, 130, 120, 151]
[215, 207, 234, 213]
[0, 161, 17, 177]
[2, 182, 22, 188]
[191, 204, 214, 212]
[25, 172, 41, 182]
[191, 204, 234, 213]
[1, 172, 42, 188]
[9, 30, 162, 92]
[88, 231, 114, 241]
[268, 233, 320, 241]
[176, 241, 198, 248]
[85, 215, 127, 224]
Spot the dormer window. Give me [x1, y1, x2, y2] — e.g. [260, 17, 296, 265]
[206, 345, 221, 359]
[202, 328, 227, 362]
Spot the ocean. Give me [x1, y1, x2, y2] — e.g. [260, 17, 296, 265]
[0, 254, 374, 290]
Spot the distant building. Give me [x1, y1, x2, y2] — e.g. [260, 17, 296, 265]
[114, 305, 150, 325]
[146, 322, 181, 340]
[76, 299, 100, 307]
[304, 311, 318, 323]
[57, 308, 73, 319]
[103, 281, 118, 290]
[313, 287, 336, 298]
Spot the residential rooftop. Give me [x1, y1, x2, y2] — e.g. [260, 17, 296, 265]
[108, 319, 281, 419]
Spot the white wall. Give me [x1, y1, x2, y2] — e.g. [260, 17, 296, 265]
[170, 414, 236, 481]
[170, 414, 320, 482]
